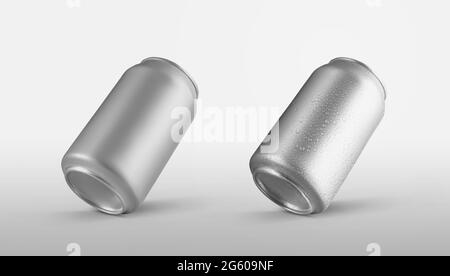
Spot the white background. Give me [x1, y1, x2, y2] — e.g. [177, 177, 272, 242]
[0, 0, 449, 255]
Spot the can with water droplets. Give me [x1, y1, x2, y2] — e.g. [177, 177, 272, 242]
[249, 58, 385, 215]
[62, 57, 198, 215]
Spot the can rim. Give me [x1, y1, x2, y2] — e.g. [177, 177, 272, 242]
[64, 167, 127, 215]
[252, 167, 315, 215]
[141, 57, 199, 99]
[330, 57, 387, 100]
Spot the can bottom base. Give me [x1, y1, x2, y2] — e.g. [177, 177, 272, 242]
[65, 168, 126, 215]
[253, 168, 313, 215]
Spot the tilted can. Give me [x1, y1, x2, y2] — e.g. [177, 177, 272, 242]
[62, 57, 198, 215]
[250, 58, 386, 215]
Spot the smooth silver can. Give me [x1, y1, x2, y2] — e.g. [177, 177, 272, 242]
[250, 58, 385, 215]
[62, 57, 198, 215]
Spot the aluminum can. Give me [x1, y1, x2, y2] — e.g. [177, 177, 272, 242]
[250, 58, 385, 215]
[62, 57, 198, 215]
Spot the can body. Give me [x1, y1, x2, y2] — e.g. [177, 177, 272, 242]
[62, 58, 198, 215]
[250, 58, 385, 215]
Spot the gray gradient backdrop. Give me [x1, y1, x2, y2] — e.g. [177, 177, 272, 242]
[0, 0, 449, 256]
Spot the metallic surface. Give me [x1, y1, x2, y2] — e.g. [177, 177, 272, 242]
[62, 58, 198, 215]
[250, 58, 386, 215]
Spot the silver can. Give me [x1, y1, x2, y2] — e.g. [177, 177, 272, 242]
[62, 57, 198, 215]
[250, 58, 385, 215]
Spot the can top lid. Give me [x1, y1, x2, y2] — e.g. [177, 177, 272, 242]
[142, 57, 199, 99]
[330, 57, 386, 100]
